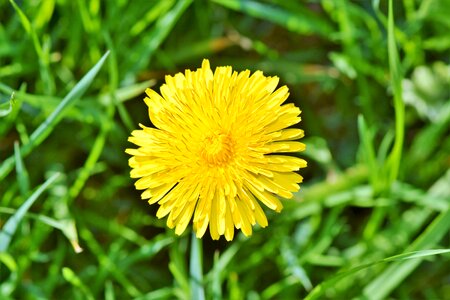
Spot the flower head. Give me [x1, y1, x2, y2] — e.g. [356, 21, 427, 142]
[126, 59, 306, 241]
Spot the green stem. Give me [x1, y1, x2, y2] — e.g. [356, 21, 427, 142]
[190, 232, 205, 300]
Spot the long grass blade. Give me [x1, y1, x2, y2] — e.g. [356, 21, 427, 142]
[305, 248, 450, 300]
[362, 171, 450, 299]
[385, 0, 405, 183]
[0, 172, 60, 252]
[13, 142, 30, 196]
[8, 0, 54, 94]
[0, 51, 109, 181]
[362, 211, 450, 299]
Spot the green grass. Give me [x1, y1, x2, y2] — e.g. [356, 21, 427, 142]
[1, 0, 449, 299]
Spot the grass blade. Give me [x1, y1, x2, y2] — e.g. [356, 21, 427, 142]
[211, 251, 222, 300]
[0, 172, 60, 252]
[212, 0, 333, 37]
[0, 51, 109, 181]
[362, 211, 450, 299]
[362, 171, 450, 299]
[28, 51, 109, 146]
[385, 0, 405, 183]
[104, 281, 115, 300]
[67, 34, 117, 203]
[50, 175, 83, 253]
[0, 207, 65, 230]
[0, 252, 18, 297]
[0, 92, 15, 117]
[62, 267, 95, 300]
[127, 0, 193, 79]
[13, 142, 30, 196]
[357, 115, 379, 191]
[129, 0, 175, 36]
[305, 248, 450, 300]
[134, 287, 175, 300]
[79, 225, 142, 297]
[8, 0, 54, 94]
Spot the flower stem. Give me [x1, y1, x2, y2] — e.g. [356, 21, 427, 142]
[189, 232, 205, 300]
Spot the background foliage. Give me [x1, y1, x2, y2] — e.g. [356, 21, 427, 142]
[1, 0, 449, 299]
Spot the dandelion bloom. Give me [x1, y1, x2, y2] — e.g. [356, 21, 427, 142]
[126, 60, 306, 241]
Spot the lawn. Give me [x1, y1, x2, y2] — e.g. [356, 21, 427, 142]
[1, 0, 449, 299]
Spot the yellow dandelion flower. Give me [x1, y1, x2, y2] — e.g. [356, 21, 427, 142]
[126, 59, 307, 241]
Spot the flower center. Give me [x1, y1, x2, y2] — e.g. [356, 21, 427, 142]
[200, 132, 235, 166]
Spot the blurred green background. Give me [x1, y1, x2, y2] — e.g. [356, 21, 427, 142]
[1, 0, 449, 299]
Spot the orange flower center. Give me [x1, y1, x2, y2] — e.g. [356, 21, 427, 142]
[200, 131, 235, 166]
